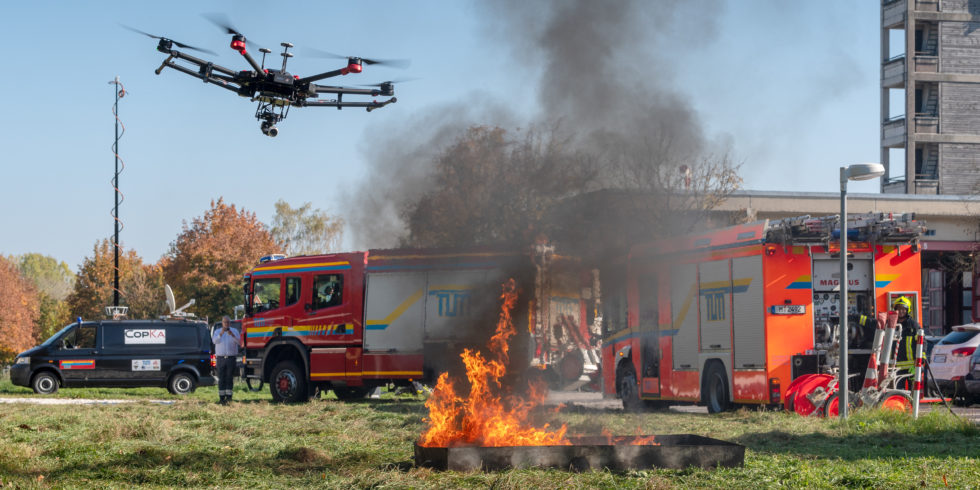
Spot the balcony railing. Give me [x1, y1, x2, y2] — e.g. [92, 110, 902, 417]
[914, 53, 938, 72]
[883, 54, 906, 87]
[915, 0, 939, 12]
[883, 115, 907, 147]
[913, 178, 939, 194]
[884, 0, 906, 28]
[914, 114, 939, 133]
[883, 177, 906, 194]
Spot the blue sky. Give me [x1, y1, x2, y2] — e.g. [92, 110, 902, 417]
[0, 1, 884, 269]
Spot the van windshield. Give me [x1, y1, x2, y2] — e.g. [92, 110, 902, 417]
[40, 323, 76, 347]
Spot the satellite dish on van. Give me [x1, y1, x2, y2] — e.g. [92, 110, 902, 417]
[165, 284, 177, 314]
[163, 284, 196, 318]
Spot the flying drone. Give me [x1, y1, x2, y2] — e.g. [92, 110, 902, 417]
[126, 17, 407, 137]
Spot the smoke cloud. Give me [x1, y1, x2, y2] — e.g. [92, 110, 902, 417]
[345, 0, 726, 249]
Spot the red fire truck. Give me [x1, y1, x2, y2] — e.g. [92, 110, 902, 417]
[601, 213, 927, 412]
[241, 246, 600, 402]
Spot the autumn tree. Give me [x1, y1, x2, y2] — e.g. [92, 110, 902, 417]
[402, 125, 596, 248]
[401, 123, 741, 261]
[0, 256, 40, 363]
[13, 253, 75, 341]
[163, 198, 277, 321]
[270, 200, 344, 256]
[66, 240, 165, 321]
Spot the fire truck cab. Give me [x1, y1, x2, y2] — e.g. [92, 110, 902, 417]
[601, 213, 927, 412]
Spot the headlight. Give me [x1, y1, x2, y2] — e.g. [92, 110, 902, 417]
[15, 357, 29, 365]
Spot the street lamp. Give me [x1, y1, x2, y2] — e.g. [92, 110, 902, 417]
[838, 163, 885, 419]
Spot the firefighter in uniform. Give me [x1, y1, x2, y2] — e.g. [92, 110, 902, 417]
[892, 296, 921, 380]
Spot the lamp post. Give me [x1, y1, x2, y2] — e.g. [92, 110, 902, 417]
[838, 163, 885, 419]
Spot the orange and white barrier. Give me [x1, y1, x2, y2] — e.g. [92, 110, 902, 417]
[913, 327, 925, 418]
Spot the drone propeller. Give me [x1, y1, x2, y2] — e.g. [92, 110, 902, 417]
[355, 77, 419, 87]
[203, 13, 265, 50]
[120, 24, 217, 55]
[305, 48, 410, 69]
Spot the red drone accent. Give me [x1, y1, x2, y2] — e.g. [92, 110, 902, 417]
[347, 62, 362, 74]
[230, 39, 247, 54]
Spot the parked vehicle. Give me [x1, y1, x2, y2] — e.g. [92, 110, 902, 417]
[928, 324, 980, 402]
[10, 319, 215, 395]
[241, 247, 597, 403]
[963, 346, 980, 404]
[601, 213, 928, 413]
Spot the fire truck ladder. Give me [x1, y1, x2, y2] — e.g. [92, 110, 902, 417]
[765, 213, 927, 251]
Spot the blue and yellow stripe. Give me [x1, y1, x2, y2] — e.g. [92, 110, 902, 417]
[247, 324, 352, 338]
[251, 261, 351, 276]
[366, 289, 424, 330]
[786, 275, 812, 290]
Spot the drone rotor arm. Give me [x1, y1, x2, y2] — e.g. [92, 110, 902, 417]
[302, 97, 396, 112]
[297, 68, 348, 85]
[312, 85, 380, 96]
[161, 61, 241, 92]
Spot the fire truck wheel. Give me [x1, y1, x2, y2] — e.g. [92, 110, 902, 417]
[703, 362, 731, 414]
[333, 386, 370, 400]
[878, 391, 912, 412]
[617, 363, 643, 412]
[270, 360, 308, 404]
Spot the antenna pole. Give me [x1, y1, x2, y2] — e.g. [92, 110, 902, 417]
[109, 76, 126, 308]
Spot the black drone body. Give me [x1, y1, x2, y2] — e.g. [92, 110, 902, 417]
[130, 23, 403, 137]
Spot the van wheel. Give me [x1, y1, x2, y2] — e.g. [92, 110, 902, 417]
[617, 363, 643, 412]
[31, 371, 59, 395]
[270, 360, 308, 404]
[168, 372, 197, 395]
[704, 362, 731, 414]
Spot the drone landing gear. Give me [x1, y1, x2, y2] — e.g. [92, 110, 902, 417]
[255, 99, 289, 137]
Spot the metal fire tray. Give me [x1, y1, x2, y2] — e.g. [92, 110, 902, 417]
[415, 434, 744, 471]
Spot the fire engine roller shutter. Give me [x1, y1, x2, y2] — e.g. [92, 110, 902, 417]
[699, 259, 733, 351]
[424, 270, 500, 341]
[364, 273, 426, 352]
[732, 255, 765, 369]
[671, 263, 699, 370]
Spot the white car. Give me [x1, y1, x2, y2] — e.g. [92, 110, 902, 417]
[929, 323, 980, 399]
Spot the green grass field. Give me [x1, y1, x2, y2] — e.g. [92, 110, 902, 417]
[1, 372, 978, 489]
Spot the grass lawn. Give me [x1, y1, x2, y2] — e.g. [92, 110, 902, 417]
[1, 372, 978, 489]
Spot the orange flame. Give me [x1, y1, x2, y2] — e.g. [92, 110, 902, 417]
[419, 279, 570, 447]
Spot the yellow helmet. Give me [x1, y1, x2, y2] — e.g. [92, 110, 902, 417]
[892, 296, 912, 311]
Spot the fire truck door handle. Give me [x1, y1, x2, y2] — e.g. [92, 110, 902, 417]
[710, 344, 722, 349]
[304, 303, 313, 313]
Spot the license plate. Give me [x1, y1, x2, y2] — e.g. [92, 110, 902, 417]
[770, 305, 805, 315]
[933, 354, 946, 363]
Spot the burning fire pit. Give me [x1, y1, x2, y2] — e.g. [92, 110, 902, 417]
[416, 280, 744, 472]
[415, 434, 744, 472]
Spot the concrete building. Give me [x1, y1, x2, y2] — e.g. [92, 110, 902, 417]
[881, 0, 980, 194]
[717, 190, 980, 334]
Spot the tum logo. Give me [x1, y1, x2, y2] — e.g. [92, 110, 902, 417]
[705, 292, 726, 321]
[430, 289, 470, 317]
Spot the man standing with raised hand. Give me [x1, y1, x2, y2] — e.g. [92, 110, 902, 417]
[212, 316, 240, 404]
